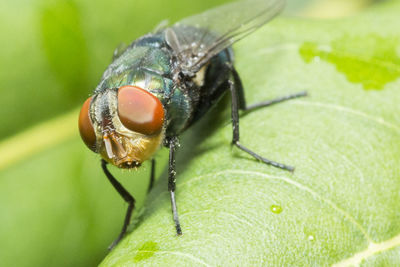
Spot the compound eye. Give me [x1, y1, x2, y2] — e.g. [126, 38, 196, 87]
[117, 85, 164, 135]
[78, 97, 97, 152]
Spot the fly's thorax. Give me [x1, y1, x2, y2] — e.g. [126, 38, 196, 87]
[95, 44, 172, 93]
[88, 88, 165, 169]
[87, 34, 197, 137]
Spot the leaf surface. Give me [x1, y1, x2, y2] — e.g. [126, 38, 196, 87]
[100, 1, 400, 266]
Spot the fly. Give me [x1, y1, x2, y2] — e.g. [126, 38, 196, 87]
[78, 0, 306, 249]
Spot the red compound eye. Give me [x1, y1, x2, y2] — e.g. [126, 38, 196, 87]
[78, 97, 97, 152]
[117, 85, 164, 135]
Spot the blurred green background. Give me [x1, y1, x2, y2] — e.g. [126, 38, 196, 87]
[0, 0, 386, 266]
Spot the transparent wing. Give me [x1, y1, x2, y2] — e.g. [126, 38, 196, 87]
[164, 0, 285, 73]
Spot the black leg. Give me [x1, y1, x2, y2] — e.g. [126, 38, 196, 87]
[243, 91, 307, 112]
[229, 80, 295, 172]
[231, 67, 307, 112]
[101, 159, 135, 250]
[232, 67, 247, 110]
[167, 136, 182, 235]
[148, 159, 156, 193]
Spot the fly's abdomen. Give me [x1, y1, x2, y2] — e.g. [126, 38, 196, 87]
[187, 47, 234, 127]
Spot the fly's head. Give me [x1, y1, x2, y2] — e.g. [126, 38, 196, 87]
[78, 86, 165, 169]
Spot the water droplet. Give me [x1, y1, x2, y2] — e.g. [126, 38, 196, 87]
[270, 205, 282, 214]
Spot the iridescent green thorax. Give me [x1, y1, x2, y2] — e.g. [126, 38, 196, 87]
[95, 34, 194, 136]
[94, 32, 233, 137]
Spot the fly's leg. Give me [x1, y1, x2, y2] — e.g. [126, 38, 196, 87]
[101, 159, 135, 250]
[167, 136, 182, 235]
[230, 82, 294, 171]
[148, 159, 156, 193]
[243, 91, 307, 112]
[232, 68, 307, 112]
[229, 69, 306, 172]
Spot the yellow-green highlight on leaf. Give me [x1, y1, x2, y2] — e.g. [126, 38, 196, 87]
[300, 0, 375, 18]
[299, 35, 400, 90]
[0, 108, 78, 170]
[133, 241, 158, 262]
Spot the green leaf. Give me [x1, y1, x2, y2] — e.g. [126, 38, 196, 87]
[100, 2, 400, 266]
[0, 0, 395, 266]
[299, 35, 400, 90]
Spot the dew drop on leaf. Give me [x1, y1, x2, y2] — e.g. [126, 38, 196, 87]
[270, 205, 283, 214]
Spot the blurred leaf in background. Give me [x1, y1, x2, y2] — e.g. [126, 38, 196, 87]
[0, 0, 230, 139]
[0, 0, 393, 266]
[296, 0, 387, 17]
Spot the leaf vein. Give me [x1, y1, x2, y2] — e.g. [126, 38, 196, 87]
[332, 233, 400, 267]
[148, 169, 372, 242]
[293, 101, 400, 134]
[181, 210, 255, 228]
